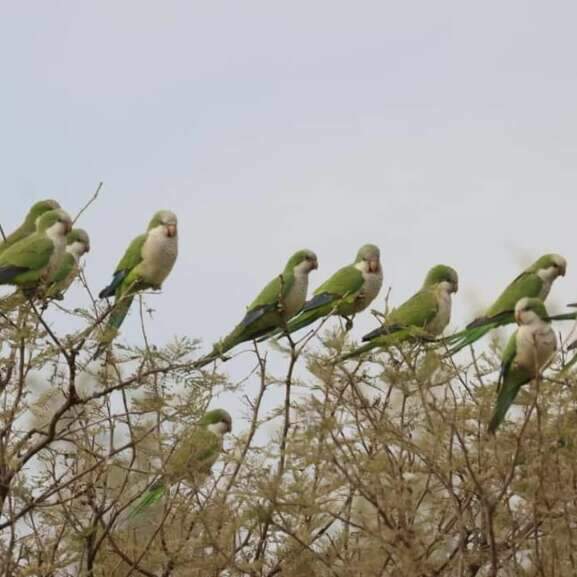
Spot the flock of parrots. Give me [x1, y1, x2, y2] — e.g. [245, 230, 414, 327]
[0, 199, 576, 518]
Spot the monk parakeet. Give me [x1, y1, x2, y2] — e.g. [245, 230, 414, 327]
[96, 210, 178, 356]
[0, 209, 72, 291]
[488, 298, 557, 433]
[264, 244, 383, 340]
[196, 249, 318, 367]
[0, 199, 61, 256]
[339, 265, 458, 360]
[446, 254, 566, 356]
[128, 409, 232, 520]
[45, 228, 90, 299]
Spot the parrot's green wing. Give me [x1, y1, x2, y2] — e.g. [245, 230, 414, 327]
[498, 332, 518, 385]
[278, 265, 364, 335]
[0, 234, 54, 284]
[362, 289, 438, 341]
[116, 234, 146, 273]
[0, 224, 31, 256]
[99, 234, 146, 298]
[312, 265, 364, 303]
[488, 333, 532, 433]
[241, 272, 295, 327]
[486, 272, 544, 318]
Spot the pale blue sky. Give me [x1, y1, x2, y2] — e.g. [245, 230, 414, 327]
[2, 1, 577, 384]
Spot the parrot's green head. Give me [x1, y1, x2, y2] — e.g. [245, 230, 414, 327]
[515, 297, 548, 325]
[199, 409, 233, 435]
[354, 244, 381, 274]
[525, 254, 566, 279]
[284, 249, 318, 274]
[66, 228, 90, 255]
[36, 209, 72, 237]
[423, 265, 459, 293]
[28, 199, 61, 225]
[147, 210, 178, 238]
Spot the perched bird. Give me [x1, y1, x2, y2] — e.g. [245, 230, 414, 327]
[196, 249, 318, 367]
[264, 243, 383, 340]
[488, 298, 556, 434]
[0, 209, 72, 293]
[127, 409, 232, 521]
[446, 254, 566, 356]
[0, 199, 61, 256]
[96, 210, 178, 355]
[45, 228, 90, 299]
[339, 265, 458, 360]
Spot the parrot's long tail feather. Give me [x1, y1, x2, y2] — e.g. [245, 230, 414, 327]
[127, 481, 166, 521]
[443, 325, 493, 357]
[196, 324, 283, 368]
[284, 309, 323, 336]
[93, 294, 135, 359]
[339, 328, 427, 362]
[548, 312, 577, 322]
[194, 351, 219, 369]
[194, 332, 238, 369]
[338, 341, 378, 361]
[488, 375, 526, 434]
[108, 294, 134, 331]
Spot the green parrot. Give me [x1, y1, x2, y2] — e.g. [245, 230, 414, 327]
[45, 228, 91, 299]
[0, 209, 72, 292]
[339, 265, 458, 360]
[263, 244, 383, 340]
[488, 298, 557, 434]
[446, 254, 566, 356]
[96, 210, 178, 356]
[195, 249, 318, 367]
[127, 409, 232, 521]
[0, 199, 61, 256]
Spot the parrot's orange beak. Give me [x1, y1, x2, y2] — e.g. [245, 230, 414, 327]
[311, 258, 319, 270]
[368, 258, 380, 273]
[166, 224, 177, 237]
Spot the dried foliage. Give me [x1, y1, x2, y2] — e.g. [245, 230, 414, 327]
[1, 284, 577, 577]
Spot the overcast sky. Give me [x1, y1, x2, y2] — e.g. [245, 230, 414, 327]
[2, 1, 577, 412]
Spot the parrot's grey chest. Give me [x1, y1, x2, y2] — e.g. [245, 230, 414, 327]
[44, 232, 67, 279]
[282, 269, 310, 319]
[355, 270, 383, 313]
[428, 287, 452, 336]
[140, 230, 178, 287]
[536, 267, 559, 301]
[515, 323, 557, 373]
